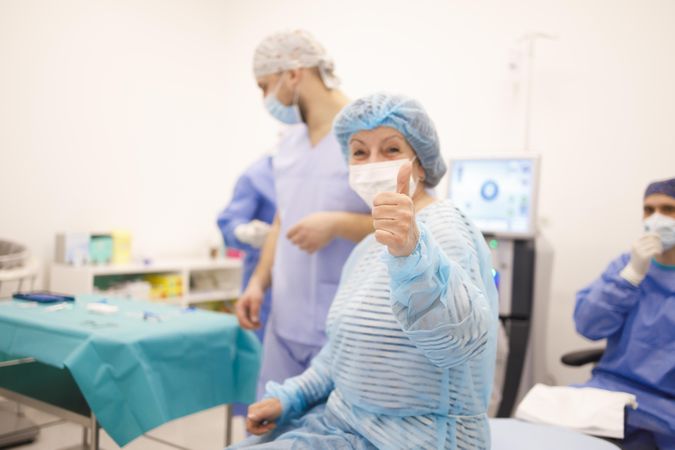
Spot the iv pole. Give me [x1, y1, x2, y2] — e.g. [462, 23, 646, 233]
[517, 32, 556, 152]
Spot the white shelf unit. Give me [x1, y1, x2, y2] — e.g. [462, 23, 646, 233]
[49, 258, 243, 308]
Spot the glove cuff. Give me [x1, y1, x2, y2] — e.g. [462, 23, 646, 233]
[619, 264, 645, 287]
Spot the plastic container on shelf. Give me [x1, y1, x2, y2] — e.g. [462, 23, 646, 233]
[0, 239, 29, 270]
[143, 273, 183, 299]
[89, 235, 113, 265]
[111, 230, 132, 264]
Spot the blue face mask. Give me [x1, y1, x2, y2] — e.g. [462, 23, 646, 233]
[264, 78, 302, 125]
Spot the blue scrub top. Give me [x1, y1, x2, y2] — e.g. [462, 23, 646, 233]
[271, 124, 369, 346]
[574, 254, 675, 438]
[217, 156, 276, 341]
[217, 155, 276, 282]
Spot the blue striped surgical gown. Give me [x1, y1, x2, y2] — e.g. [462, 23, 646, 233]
[231, 199, 499, 450]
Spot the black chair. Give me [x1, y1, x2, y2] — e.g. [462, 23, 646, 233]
[560, 348, 605, 367]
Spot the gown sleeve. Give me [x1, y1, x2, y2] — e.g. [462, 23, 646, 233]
[216, 173, 262, 254]
[263, 341, 334, 423]
[574, 254, 641, 340]
[384, 222, 492, 369]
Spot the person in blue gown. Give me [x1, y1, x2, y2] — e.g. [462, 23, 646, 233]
[217, 154, 276, 342]
[575, 178, 675, 450]
[217, 155, 276, 418]
[229, 93, 499, 450]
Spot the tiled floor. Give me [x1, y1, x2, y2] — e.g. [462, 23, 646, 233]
[0, 398, 247, 449]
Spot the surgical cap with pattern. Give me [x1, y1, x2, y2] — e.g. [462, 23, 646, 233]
[253, 30, 340, 89]
[334, 92, 447, 188]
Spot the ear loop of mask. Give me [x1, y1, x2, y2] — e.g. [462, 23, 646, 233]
[276, 71, 301, 108]
[290, 74, 301, 117]
[410, 156, 422, 196]
[264, 71, 303, 124]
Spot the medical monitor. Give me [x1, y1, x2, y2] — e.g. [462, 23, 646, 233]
[447, 155, 540, 238]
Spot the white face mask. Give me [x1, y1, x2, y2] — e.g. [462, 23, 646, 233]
[644, 213, 675, 251]
[348, 158, 418, 208]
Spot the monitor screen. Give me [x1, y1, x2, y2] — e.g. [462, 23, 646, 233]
[447, 157, 539, 237]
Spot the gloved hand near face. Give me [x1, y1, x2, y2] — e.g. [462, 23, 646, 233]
[620, 213, 675, 285]
[620, 233, 663, 286]
[372, 161, 420, 257]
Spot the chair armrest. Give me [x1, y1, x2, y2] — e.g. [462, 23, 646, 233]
[560, 348, 605, 367]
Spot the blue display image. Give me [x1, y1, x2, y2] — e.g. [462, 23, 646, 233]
[449, 159, 535, 235]
[481, 180, 499, 201]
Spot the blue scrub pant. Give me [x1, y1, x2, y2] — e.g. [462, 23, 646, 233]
[581, 377, 674, 450]
[257, 324, 323, 400]
[621, 425, 675, 450]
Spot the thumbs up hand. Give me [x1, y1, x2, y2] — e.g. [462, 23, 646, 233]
[372, 161, 420, 257]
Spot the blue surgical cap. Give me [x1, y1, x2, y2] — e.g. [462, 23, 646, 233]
[644, 177, 675, 199]
[333, 93, 447, 187]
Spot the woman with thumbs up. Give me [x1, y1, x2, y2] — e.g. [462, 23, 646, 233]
[230, 93, 498, 450]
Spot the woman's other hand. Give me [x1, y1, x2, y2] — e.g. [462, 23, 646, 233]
[246, 398, 283, 435]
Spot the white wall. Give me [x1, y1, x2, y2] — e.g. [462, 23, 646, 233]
[1, 0, 674, 385]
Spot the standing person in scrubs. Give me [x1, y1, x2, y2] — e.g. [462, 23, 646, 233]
[574, 177, 675, 450]
[217, 154, 276, 343]
[235, 30, 372, 398]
